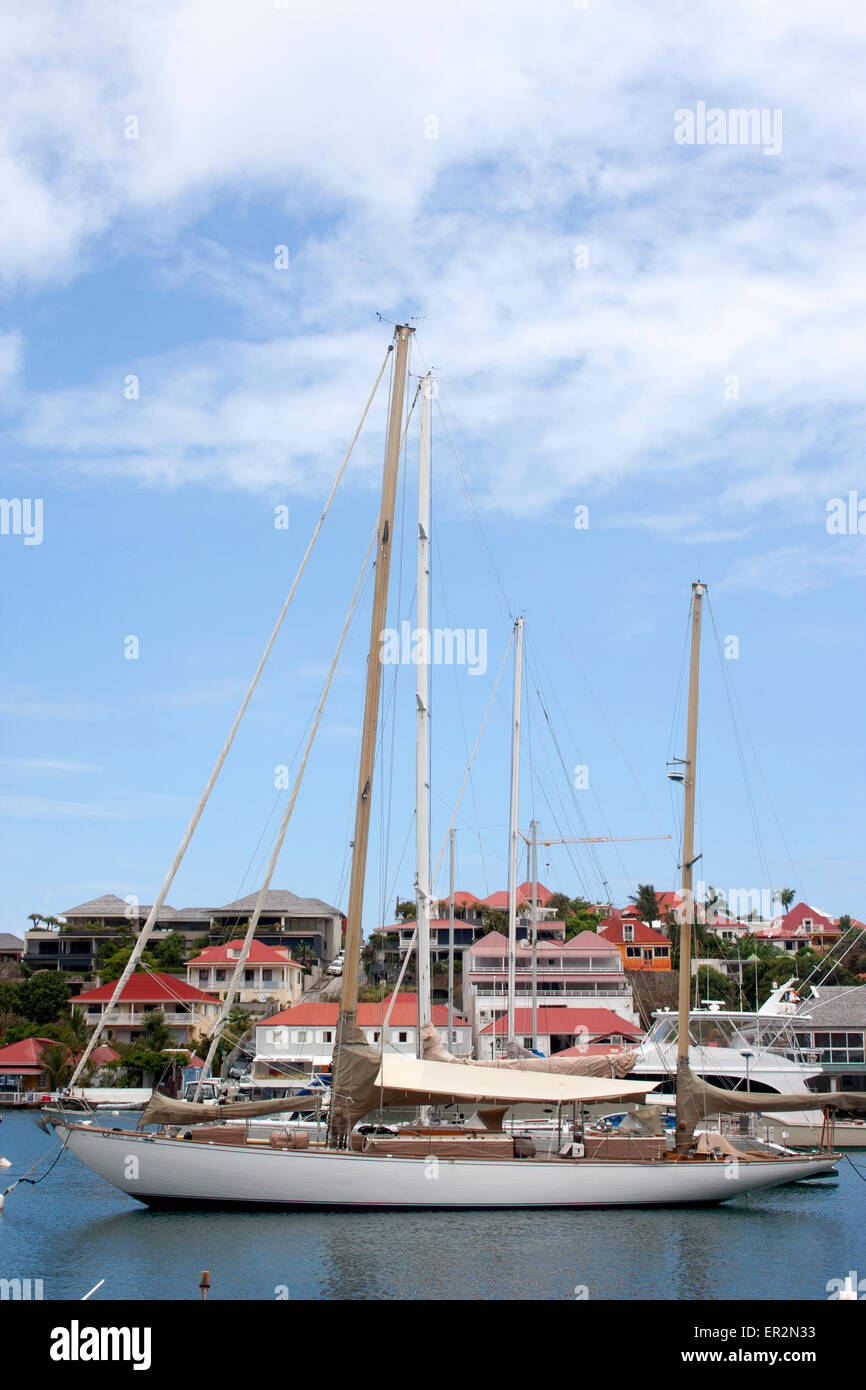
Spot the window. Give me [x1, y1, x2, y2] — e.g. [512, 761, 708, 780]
[262, 969, 273, 982]
[323, 1031, 333, 1043]
[372, 1031, 381, 1042]
[398, 1031, 408, 1043]
[296, 1031, 307, 1042]
[623, 924, 633, 942]
[654, 947, 668, 958]
[244, 969, 254, 982]
[215, 970, 226, 982]
[626, 946, 642, 958]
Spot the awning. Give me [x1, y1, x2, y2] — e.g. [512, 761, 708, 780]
[374, 1054, 652, 1108]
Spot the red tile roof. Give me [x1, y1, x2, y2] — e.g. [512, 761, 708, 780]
[265, 992, 467, 1029]
[599, 920, 670, 947]
[0, 1036, 57, 1072]
[780, 903, 842, 935]
[186, 939, 298, 967]
[480, 1008, 642, 1037]
[74, 972, 219, 1005]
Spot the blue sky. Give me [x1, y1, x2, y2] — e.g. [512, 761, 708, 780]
[1, 1, 865, 940]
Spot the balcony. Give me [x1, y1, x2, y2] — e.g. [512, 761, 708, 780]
[467, 962, 622, 975]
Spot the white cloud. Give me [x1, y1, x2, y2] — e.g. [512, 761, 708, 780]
[1, 0, 865, 545]
[718, 542, 866, 597]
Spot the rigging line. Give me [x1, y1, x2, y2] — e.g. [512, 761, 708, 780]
[69, 343, 393, 1088]
[430, 629, 514, 892]
[510, 544, 673, 849]
[196, 523, 380, 1088]
[523, 639, 628, 901]
[667, 601, 693, 761]
[244, 556, 375, 898]
[519, 694, 597, 904]
[382, 812, 417, 929]
[705, 597, 774, 899]
[429, 542, 491, 897]
[524, 629, 660, 890]
[794, 923, 866, 997]
[3, 1130, 72, 1194]
[706, 598, 806, 904]
[430, 788, 507, 871]
[411, 335, 513, 630]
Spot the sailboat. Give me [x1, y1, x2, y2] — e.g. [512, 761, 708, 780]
[49, 330, 856, 1208]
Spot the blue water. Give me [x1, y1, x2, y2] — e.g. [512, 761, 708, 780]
[1, 1112, 864, 1300]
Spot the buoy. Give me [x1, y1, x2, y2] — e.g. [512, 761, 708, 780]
[0, 1156, 11, 1169]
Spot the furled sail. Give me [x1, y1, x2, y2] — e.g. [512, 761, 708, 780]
[421, 1022, 638, 1078]
[676, 1059, 866, 1141]
[138, 1090, 325, 1129]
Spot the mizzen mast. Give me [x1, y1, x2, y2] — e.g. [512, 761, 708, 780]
[329, 324, 413, 1144]
[506, 615, 525, 1050]
[415, 371, 434, 1041]
[675, 580, 705, 1153]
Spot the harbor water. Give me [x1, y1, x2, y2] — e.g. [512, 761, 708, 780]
[1, 1111, 864, 1301]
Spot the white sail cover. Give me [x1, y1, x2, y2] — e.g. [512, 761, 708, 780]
[421, 1022, 638, 1078]
[375, 1054, 651, 1107]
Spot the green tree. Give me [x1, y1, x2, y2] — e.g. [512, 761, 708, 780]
[775, 888, 796, 915]
[480, 906, 508, 935]
[154, 932, 188, 970]
[695, 964, 739, 1009]
[18, 971, 70, 1025]
[395, 899, 416, 921]
[546, 893, 574, 919]
[98, 947, 159, 983]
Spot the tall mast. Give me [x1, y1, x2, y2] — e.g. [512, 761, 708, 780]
[447, 828, 455, 1050]
[675, 580, 705, 1152]
[530, 818, 539, 1053]
[330, 324, 413, 1143]
[415, 371, 434, 1043]
[506, 616, 525, 1050]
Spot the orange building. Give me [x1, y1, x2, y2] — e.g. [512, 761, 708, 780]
[598, 918, 672, 971]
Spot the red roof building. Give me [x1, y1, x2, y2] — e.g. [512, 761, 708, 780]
[186, 939, 303, 1011]
[73, 972, 219, 1046]
[598, 919, 672, 971]
[254, 992, 472, 1073]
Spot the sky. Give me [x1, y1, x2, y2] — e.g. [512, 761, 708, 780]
[1, 0, 865, 942]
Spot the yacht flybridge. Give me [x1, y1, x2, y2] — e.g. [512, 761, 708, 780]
[635, 983, 866, 1149]
[49, 326, 860, 1208]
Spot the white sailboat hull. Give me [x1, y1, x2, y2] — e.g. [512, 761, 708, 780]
[56, 1124, 837, 1210]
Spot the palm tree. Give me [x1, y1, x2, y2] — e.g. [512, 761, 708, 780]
[775, 888, 795, 916]
[628, 884, 661, 925]
[40, 1042, 74, 1089]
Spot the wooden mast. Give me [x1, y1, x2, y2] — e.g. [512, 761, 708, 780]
[675, 580, 705, 1153]
[329, 324, 413, 1144]
[506, 616, 524, 1050]
[447, 827, 455, 1050]
[415, 371, 434, 1043]
[530, 818, 539, 1053]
